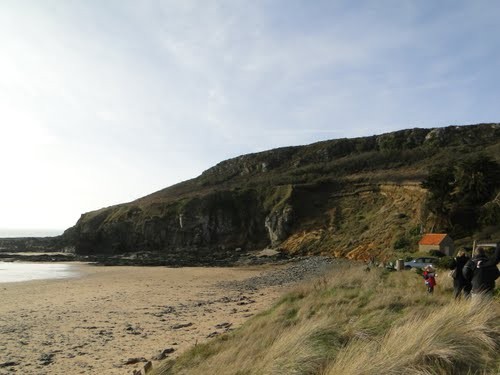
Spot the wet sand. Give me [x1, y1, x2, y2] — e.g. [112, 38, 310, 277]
[0, 264, 287, 375]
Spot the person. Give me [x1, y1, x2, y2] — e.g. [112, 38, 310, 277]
[449, 250, 472, 299]
[462, 247, 500, 300]
[423, 265, 437, 294]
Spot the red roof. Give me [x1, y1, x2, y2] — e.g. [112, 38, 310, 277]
[419, 233, 448, 245]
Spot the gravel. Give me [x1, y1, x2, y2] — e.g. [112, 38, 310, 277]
[218, 256, 343, 291]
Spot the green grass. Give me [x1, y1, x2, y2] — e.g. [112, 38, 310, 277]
[148, 265, 499, 375]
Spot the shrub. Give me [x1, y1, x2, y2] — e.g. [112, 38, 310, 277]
[393, 236, 410, 250]
[429, 249, 445, 258]
[479, 200, 500, 226]
[435, 256, 454, 269]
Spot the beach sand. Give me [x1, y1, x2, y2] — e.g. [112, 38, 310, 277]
[0, 264, 288, 375]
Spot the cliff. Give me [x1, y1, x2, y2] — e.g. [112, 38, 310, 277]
[60, 123, 500, 261]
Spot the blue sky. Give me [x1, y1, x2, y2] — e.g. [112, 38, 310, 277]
[0, 0, 499, 233]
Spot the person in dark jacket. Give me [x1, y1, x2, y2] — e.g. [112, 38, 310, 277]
[463, 247, 500, 299]
[449, 250, 472, 299]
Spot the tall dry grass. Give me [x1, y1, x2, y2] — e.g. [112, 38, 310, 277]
[150, 265, 499, 375]
[324, 299, 500, 375]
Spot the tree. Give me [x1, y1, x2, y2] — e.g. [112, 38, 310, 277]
[421, 154, 500, 233]
[452, 155, 500, 205]
[421, 165, 455, 218]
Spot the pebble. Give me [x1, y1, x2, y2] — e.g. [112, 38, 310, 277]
[39, 353, 55, 366]
[171, 322, 193, 330]
[218, 256, 338, 291]
[151, 348, 175, 360]
[123, 357, 147, 365]
[0, 361, 19, 368]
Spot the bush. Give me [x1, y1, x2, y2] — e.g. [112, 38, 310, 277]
[393, 236, 410, 250]
[429, 250, 445, 258]
[479, 201, 500, 226]
[435, 256, 454, 269]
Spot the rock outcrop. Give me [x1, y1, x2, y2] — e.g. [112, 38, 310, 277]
[0, 236, 69, 253]
[265, 205, 293, 246]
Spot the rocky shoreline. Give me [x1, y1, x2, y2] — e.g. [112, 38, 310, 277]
[0, 247, 298, 267]
[218, 256, 340, 290]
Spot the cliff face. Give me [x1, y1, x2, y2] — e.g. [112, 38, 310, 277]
[62, 124, 500, 261]
[69, 189, 269, 256]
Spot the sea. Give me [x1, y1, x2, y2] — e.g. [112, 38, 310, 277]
[0, 228, 63, 238]
[0, 262, 78, 283]
[0, 227, 74, 283]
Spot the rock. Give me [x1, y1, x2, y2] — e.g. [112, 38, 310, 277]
[256, 248, 281, 257]
[148, 306, 176, 318]
[70, 188, 269, 258]
[0, 237, 65, 253]
[125, 324, 143, 335]
[171, 322, 193, 330]
[143, 361, 153, 373]
[151, 348, 175, 360]
[124, 357, 147, 365]
[218, 256, 337, 290]
[215, 322, 232, 329]
[265, 205, 293, 245]
[39, 353, 55, 365]
[0, 361, 19, 368]
[98, 329, 113, 337]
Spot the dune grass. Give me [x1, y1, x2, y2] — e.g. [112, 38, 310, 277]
[150, 265, 499, 375]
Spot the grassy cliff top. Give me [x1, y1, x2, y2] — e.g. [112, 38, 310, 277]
[133, 123, 500, 206]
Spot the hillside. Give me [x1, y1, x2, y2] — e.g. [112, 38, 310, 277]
[61, 123, 500, 262]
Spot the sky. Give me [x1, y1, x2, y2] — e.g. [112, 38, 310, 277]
[0, 0, 499, 235]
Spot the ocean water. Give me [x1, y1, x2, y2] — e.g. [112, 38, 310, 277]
[0, 262, 78, 283]
[0, 228, 63, 238]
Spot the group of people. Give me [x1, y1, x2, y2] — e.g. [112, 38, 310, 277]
[422, 246, 500, 300]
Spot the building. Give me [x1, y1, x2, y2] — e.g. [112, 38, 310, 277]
[418, 233, 454, 256]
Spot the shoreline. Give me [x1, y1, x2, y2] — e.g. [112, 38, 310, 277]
[0, 249, 293, 267]
[0, 261, 81, 284]
[0, 259, 335, 374]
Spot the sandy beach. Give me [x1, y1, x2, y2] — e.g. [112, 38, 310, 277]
[0, 263, 292, 375]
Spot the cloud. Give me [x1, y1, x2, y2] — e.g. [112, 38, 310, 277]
[0, 0, 499, 230]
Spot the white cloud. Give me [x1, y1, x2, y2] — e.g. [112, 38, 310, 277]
[0, 0, 499, 231]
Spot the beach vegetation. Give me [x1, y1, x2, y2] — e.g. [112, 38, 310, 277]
[149, 265, 499, 375]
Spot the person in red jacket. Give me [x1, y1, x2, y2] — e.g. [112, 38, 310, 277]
[423, 265, 437, 294]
